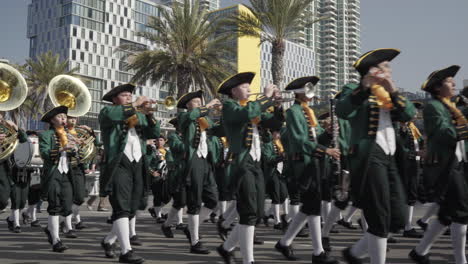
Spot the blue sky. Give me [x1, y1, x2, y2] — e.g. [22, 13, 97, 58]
[1, 0, 467, 92]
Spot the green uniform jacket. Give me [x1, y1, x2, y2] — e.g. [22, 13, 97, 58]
[98, 104, 160, 196]
[167, 132, 186, 191]
[336, 83, 416, 204]
[261, 133, 283, 184]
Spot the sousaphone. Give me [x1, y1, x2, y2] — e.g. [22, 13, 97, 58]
[48, 75, 96, 162]
[0, 63, 28, 162]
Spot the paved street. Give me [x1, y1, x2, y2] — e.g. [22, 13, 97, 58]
[0, 203, 456, 264]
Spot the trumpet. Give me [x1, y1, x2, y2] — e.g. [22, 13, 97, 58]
[136, 96, 177, 112]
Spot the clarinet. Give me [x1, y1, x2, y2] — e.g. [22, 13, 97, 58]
[330, 98, 350, 202]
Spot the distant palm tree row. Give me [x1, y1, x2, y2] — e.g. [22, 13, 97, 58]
[11, 0, 322, 125]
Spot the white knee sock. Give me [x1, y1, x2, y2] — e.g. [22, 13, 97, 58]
[188, 214, 199, 246]
[104, 222, 118, 244]
[129, 216, 136, 237]
[273, 204, 281, 224]
[405, 205, 414, 231]
[28, 204, 37, 221]
[283, 199, 289, 217]
[114, 218, 132, 254]
[64, 214, 73, 232]
[322, 205, 341, 237]
[222, 207, 238, 229]
[12, 209, 20, 227]
[321, 201, 331, 223]
[222, 202, 236, 219]
[345, 206, 358, 222]
[163, 207, 179, 227]
[200, 207, 213, 222]
[368, 232, 386, 264]
[415, 218, 447, 255]
[421, 203, 440, 223]
[451, 223, 467, 264]
[48, 215, 60, 244]
[177, 208, 183, 224]
[280, 211, 308, 246]
[308, 215, 324, 256]
[239, 224, 255, 264]
[219, 201, 227, 215]
[289, 204, 300, 220]
[72, 204, 81, 223]
[223, 224, 240, 252]
[350, 232, 369, 258]
[154, 206, 162, 218]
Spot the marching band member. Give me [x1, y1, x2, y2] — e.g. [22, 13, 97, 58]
[176, 90, 220, 254]
[39, 106, 76, 252]
[410, 65, 468, 264]
[215, 72, 283, 264]
[99, 83, 160, 263]
[274, 76, 340, 264]
[336, 49, 416, 264]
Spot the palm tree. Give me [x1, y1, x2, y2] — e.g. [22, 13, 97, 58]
[119, 0, 234, 98]
[224, 0, 323, 87]
[23, 51, 78, 117]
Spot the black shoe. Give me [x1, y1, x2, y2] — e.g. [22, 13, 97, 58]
[161, 224, 174, 238]
[64, 230, 78, 238]
[337, 218, 357, 230]
[322, 237, 331, 252]
[156, 217, 166, 224]
[217, 244, 235, 264]
[130, 235, 143, 246]
[253, 234, 263, 245]
[275, 241, 299, 261]
[263, 214, 273, 227]
[312, 251, 338, 264]
[101, 239, 117, 258]
[280, 214, 290, 231]
[273, 223, 283, 230]
[13, 226, 21, 233]
[22, 212, 30, 225]
[6, 217, 14, 231]
[387, 236, 398, 243]
[31, 220, 41, 227]
[119, 250, 144, 263]
[416, 219, 428, 231]
[409, 249, 430, 264]
[217, 220, 230, 241]
[403, 228, 424, 238]
[75, 221, 88, 230]
[175, 223, 187, 230]
[210, 212, 217, 224]
[148, 208, 156, 218]
[106, 218, 113, 224]
[44, 227, 53, 245]
[342, 247, 363, 264]
[52, 241, 69, 253]
[190, 241, 210, 254]
[297, 227, 308, 237]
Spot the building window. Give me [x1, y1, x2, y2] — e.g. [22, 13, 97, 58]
[76, 39, 81, 49]
[72, 27, 77, 37]
[89, 31, 93, 39]
[72, 50, 76, 60]
[80, 52, 85, 61]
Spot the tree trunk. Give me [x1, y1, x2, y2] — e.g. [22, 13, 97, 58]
[271, 39, 286, 89]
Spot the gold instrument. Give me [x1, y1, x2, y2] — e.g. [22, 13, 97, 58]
[48, 75, 91, 117]
[0, 63, 29, 162]
[48, 74, 96, 162]
[136, 96, 177, 112]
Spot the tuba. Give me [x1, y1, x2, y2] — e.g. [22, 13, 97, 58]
[48, 75, 96, 162]
[0, 63, 28, 162]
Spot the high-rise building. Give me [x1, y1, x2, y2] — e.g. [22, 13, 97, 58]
[302, 0, 361, 96]
[208, 5, 316, 94]
[27, 0, 174, 131]
[159, 0, 219, 12]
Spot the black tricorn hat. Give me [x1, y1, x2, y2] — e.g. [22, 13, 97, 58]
[41, 105, 68, 123]
[353, 48, 400, 76]
[421, 65, 460, 92]
[318, 112, 330, 120]
[102, 83, 135, 102]
[217, 72, 255, 95]
[285, 76, 320, 91]
[168, 117, 178, 127]
[26, 130, 38, 136]
[176, 90, 203, 109]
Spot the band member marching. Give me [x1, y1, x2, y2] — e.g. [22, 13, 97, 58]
[99, 83, 160, 263]
[215, 72, 283, 264]
[274, 76, 340, 264]
[410, 65, 468, 264]
[336, 49, 416, 264]
[176, 90, 220, 254]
